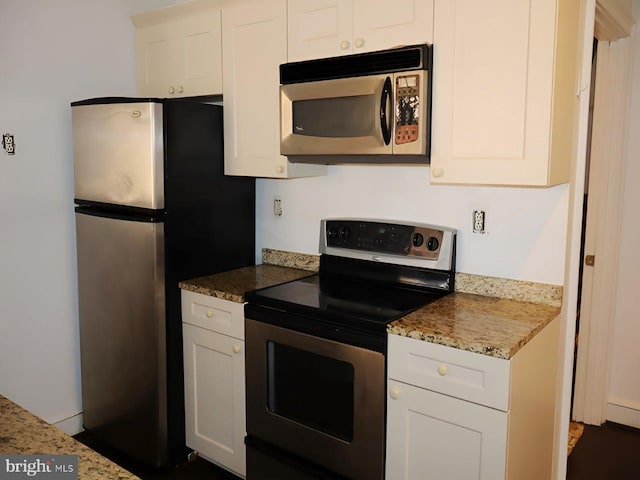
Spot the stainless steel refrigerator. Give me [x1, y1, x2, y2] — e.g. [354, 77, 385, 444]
[72, 97, 255, 467]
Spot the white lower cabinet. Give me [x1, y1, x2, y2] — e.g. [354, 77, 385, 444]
[182, 290, 246, 477]
[386, 381, 507, 479]
[386, 317, 560, 480]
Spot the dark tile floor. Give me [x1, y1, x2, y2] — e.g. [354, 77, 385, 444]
[567, 421, 640, 479]
[73, 432, 240, 480]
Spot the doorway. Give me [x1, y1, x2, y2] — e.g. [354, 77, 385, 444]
[572, 31, 634, 426]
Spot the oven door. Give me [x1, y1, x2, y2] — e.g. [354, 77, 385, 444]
[245, 318, 385, 480]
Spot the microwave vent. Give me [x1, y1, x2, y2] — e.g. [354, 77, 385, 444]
[280, 44, 432, 85]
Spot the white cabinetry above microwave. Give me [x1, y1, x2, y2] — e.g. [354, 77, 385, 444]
[429, 0, 579, 187]
[287, 0, 434, 62]
[132, 0, 223, 98]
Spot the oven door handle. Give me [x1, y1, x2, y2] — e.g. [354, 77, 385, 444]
[380, 76, 392, 146]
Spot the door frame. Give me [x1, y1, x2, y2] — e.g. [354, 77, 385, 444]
[554, 0, 633, 478]
[572, 36, 633, 426]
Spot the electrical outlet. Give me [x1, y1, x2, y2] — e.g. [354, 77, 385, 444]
[2, 133, 15, 155]
[473, 210, 485, 233]
[273, 198, 283, 216]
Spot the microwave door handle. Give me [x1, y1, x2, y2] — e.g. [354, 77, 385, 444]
[380, 76, 392, 146]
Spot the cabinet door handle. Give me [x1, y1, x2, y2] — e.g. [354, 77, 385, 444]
[276, 165, 285, 174]
[437, 364, 448, 376]
[206, 310, 214, 318]
[340, 40, 350, 50]
[233, 345, 241, 354]
[354, 37, 365, 48]
[389, 387, 400, 400]
[168, 86, 175, 94]
[432, 167, 444, 178]
[177, 85, 184, 94]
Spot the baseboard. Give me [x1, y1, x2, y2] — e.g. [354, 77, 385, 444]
[606, 400, 640, 429]
[53, 413, 84, 436]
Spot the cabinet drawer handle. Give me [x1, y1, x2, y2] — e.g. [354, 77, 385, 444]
[206, 310, 214, 318]
[233, 345, 241, 354]
[389, 387, 400, 400]
[437, 364, 448, 376]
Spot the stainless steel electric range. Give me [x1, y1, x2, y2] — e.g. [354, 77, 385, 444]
[244, 218, 457, 480]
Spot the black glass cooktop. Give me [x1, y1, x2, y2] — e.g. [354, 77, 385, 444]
[245, 274, 445, 335]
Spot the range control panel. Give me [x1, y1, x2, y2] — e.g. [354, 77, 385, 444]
[323, 219, 450, 261]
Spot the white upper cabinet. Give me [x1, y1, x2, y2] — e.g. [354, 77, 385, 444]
[222, 0, 326, 177]
[132, 0, 223, 98]
[288, 0, 434, 62]
[429, 0, 580, 186]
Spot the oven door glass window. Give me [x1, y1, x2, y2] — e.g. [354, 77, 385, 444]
[267, 341, 354, 442]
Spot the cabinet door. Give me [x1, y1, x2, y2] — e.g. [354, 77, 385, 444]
[183, 324, 246, 476]
[430, 0, 577, 186]
[137, 23, 175, 98]
[386, 381, 507, 480]
[172, 10, 223, 97]
[136, 9, 222, 98]
[287, 0, 353, 62]
[288, 0, 433, 62]
[222, 0, 326, 178]
[353, 0, 433, 53]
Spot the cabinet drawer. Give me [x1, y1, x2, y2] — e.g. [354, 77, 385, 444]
[387, 334, 510, 411]
[181, 290, 245, 340]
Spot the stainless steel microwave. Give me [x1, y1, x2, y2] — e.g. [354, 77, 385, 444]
[279, 44, 432, 163]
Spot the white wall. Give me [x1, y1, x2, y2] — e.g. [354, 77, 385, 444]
[0, 0, 175, 425]
[257, 167, 570, 285]
[607, 3, 640, 425]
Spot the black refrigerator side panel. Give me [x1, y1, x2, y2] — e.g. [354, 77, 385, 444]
[162, 100, 256, 464]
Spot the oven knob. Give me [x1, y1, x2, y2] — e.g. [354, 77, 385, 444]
[427, 236, 440, 251]
[327, 226, 339, 240]
[340, 227, 351, 239]
[412, 233, 424, 247]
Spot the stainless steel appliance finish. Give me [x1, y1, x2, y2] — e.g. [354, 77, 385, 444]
[279, 44, 432, 161]
[76, 212, 167, 462]
[72, 97, 255, 467]
[244, 219, 456, 480]
[72, 101, 164, 210]
[245, 319, 385, 480]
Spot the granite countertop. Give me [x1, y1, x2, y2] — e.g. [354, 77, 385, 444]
[179, 264, 315, 303]
[388, 292, 561, 359]
[0, 394, 139, 480]
[180, 252, 562, 361]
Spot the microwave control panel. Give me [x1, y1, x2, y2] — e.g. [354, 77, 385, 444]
[395, 74, 420, 145]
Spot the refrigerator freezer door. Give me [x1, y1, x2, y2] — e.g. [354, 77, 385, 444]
[76, 211, 168, 466]
[72, 101, 164, 209]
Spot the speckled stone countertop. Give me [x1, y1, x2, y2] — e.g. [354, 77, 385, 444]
[388, 293, 560, 359]
[179, 264, 315, 302]
[0, 394, 139, 479]
[181, 249, 562, 360]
